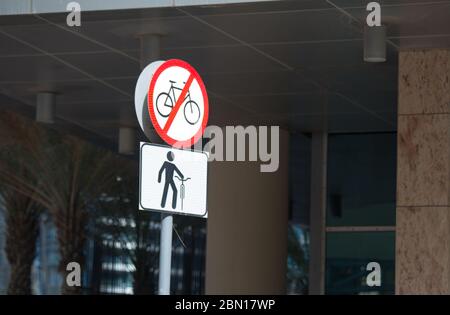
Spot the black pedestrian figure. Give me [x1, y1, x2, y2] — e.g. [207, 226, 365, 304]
[158, 151, 184, 209]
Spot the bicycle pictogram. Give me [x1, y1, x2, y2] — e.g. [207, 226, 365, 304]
[175, 175, 191, 211]
[155, 80, 201, 125]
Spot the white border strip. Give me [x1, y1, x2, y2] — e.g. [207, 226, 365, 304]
[0, 0, 274, 16]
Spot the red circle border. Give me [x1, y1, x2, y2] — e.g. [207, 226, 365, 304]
[147, 59, 209, 148]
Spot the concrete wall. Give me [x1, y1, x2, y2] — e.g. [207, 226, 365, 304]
[205, 129, 289, 294]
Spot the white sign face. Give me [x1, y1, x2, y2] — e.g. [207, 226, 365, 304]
[139, 142, 208, 217]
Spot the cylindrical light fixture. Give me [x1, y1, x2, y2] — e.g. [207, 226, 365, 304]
[118, 127, 136, 155]
[364, 25, 386, 63]
[36, 92, 56, 123]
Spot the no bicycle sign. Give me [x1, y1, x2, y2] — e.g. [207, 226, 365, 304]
[134, 59, 210, 218]
[147, 59, 209, 148]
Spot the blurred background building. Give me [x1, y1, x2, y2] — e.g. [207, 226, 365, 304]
[0, 210, 206, 295]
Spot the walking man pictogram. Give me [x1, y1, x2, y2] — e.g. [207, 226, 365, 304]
[158, 151, 184, 209]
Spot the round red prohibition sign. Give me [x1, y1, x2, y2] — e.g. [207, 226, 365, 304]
[147, 59, 209, 148]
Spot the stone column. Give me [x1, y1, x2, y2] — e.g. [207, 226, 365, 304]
[205, 129, 289, 294]
[396, 50, 450, 294]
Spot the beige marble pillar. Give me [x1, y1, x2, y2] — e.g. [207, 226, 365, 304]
[396, 50, 450, 294]
[205, 129, 289, 294]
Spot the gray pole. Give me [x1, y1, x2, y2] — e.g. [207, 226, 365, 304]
[140, 33, 162, 70]
[158, 213, 173, 295]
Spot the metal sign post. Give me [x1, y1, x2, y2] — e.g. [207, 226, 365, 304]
[158, 213, 173, 295]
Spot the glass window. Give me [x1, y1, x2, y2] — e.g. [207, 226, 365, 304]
[326, 133, 396, 227]
[287, 133, 311, 294]
[325, 232, 395, 295]
[325, 133, 396, 295]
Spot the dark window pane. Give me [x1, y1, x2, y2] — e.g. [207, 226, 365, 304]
[327, 133, 396, 226]
[287, 133, 311, 294]
[290, 133, 311, 226]
[325, 232, 395, 295]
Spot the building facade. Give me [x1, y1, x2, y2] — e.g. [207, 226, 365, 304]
[0, 0, 449, 295]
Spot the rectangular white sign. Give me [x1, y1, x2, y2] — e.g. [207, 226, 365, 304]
[139, 142, 208, 217]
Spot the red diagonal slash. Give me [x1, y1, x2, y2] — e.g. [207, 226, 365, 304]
[162, 73, 195, 133]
